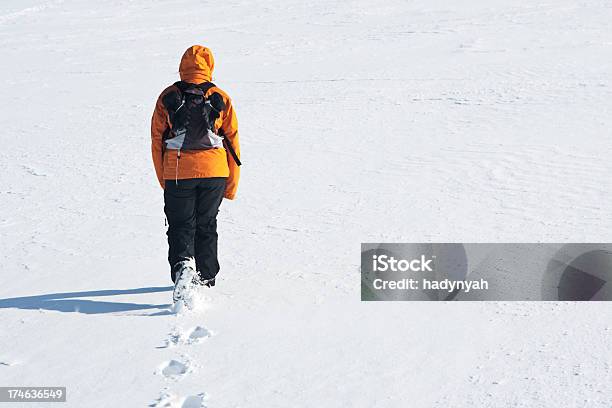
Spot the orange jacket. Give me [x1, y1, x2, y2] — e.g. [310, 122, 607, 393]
[151, 45, 241, 199]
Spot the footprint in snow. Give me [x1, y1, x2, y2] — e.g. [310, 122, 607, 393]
[187, 326, 211, 344]
[149, 391, 175, 407]
[158, 331, 182, 349]
[150, 391, 207, 408]
[159, 326, 212, 348]
[159, 359, 189, 379]
[181, 394, 207, 408]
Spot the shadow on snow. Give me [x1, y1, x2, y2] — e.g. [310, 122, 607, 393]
[0, 286, 173, 315]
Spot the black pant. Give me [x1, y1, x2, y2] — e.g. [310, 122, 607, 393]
[164, 177, 226, 283]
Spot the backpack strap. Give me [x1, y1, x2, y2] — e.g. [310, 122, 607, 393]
[219, 129, 242, 166]
[174, 81, 216, 95]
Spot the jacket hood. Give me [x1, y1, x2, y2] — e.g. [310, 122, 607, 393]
[179, 45, 215, 83]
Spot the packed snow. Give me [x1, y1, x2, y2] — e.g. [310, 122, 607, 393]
[1, 0, 611, 406]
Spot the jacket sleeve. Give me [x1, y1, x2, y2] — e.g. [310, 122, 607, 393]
[220, 97, 240, 200]
[151, 94, 168, 189]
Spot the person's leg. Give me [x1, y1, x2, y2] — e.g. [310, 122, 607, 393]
[194, 177, 227, 285]
[164, 179, 199, 282]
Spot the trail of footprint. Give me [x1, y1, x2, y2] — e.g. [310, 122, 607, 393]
[153, 319, 213, 405]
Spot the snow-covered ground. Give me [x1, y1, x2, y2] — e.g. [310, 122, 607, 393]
[1, 0, 611, 406]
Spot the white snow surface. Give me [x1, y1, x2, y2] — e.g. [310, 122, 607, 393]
[1, 0, 612, 406]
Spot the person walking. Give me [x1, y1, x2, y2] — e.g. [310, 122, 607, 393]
[151, 45, 241, 302]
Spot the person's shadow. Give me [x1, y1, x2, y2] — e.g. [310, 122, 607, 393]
[0, 286, 173, 315]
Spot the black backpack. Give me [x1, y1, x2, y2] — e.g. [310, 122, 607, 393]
[162, 81, 241, 165]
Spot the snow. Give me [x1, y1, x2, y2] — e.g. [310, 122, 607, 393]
[1, 0, 611, 406]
